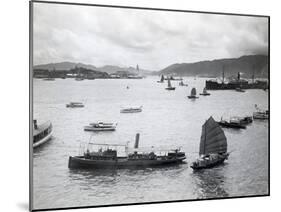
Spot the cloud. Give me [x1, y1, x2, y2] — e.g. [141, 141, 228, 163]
[33, 3, 268, 70]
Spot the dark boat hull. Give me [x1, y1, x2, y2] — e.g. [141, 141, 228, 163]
[217, 121, 246, 129]
[68, 156, 186, 169]
[199, 93, 210, 96]
[165, 87, 176, 90]
[206, 80, 268, 90]
[187, 96, 199, 99]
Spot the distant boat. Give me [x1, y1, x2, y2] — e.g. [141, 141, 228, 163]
[199, 87, 210, 96]
[68, 133, 186, 169]
[235, 87, 245, 92]
[253, 104, 269, 120]
[179, 80, 188, 86]
[120, 106, 142, 113]
[66, 102, 84, 108]
[84, 122, 117, 132]
[190, 117, 229, 170]
[43, 78, 55, 81]
[33, 120, 53, 148]
[187, 88, 199, 99]
[75, 77, 84, 81]
[157, 75, 165, 83]
[165, 79, 176, 90]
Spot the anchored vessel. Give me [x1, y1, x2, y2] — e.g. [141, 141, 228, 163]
[199, 87, 210, 96]
[165, 79, 176, 90]
[217, 118, 246, 129]
[66, 102, 84, 108]
[120, 106, 142, 113]
[191, 117, 229, 170]
[206, 71, 268, 90]
[188, 87, 199, 99]
[68, 134, 186, 169]
[253, 105, 269, 120]
[84, 122, 117, 132]
[33, 120, 53, 148]
[179, 80, 188, 86]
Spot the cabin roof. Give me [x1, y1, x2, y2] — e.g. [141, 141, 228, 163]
[33, 121, 52, 136]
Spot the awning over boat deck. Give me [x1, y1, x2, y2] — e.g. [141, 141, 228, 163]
[33, 121, 52, 136]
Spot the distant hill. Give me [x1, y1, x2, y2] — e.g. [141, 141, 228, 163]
[34, 62, 97, 71]
[34, 62, 153, 75]
[159, 55, 268, 78]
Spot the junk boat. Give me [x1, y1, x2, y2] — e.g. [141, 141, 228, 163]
[191, 116, 229, 170]
[217, 117, 246, 129]
[84, 122, 117, 132]
[188, 88, 199, 99]
[66, 102, 84, 108]
[199, 87, 210, 96]
[120, 106, 142, 113]
[179, 80, 188, 86]
[68, 133, 186, 169]
[253, 104, 269, 120]
[165, 79, 176, 90]
[33, 120, 53, 148]
[157, 75, 165, 83]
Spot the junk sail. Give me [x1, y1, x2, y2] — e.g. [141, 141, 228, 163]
[160, 75, 164, 82]
[191, 88, 197, 96]
[203, 87, 207, 94]
[167, 79, 172, 88]
[199, 117, 227, 156]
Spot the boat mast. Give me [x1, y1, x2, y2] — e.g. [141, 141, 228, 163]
[252, 64, 255, 83]
[203, 121, 206, 155]
[222, 65, 225, 84]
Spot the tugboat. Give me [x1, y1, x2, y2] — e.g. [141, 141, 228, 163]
[84, 122, 117, 132]
[66, 102, 84, 108]
[187, 88, 199, 99]
[120, 106, 142, 113]
[68, 133, 186, 169]
[165, 79, 176, 90]
[190, 117, 229, 170]
[199, 87, 210, 96]
[230, 116, 253, 125]
[157, 75, 165, 83]
[33, 120, 53, 148]
[253, 104, 269, 120]
[217, 117, 246, 129]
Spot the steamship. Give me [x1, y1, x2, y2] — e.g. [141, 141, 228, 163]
[68, 133, 186, 169]
[205, 71, 268, 90]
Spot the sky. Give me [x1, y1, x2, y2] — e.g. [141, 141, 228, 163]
[33, 2, 268, 71]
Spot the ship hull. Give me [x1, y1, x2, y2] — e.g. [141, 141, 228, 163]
[165, 87, 176, 90]
[33, 131, 52, 148]
[217, 121, 246, 129]
[68, 156, 186, 169]
[205, 80, 268, 90]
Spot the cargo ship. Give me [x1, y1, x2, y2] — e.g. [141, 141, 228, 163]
[205, 71, 268, 90]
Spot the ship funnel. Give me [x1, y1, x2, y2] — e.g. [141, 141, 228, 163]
[134, 133, 140, 148]
[33, 120, 38, 130]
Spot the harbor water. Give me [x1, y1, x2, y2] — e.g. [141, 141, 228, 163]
[33, 76, 269, 209]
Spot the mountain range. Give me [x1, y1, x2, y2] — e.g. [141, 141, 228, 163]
[34, 62, 152, 75]
[159, 55, 268, 78]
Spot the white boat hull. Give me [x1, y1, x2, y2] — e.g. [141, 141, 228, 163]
[33, 131, 53, 148]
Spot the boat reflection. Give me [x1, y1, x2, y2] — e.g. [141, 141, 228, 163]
[191, 165, 229, 199]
